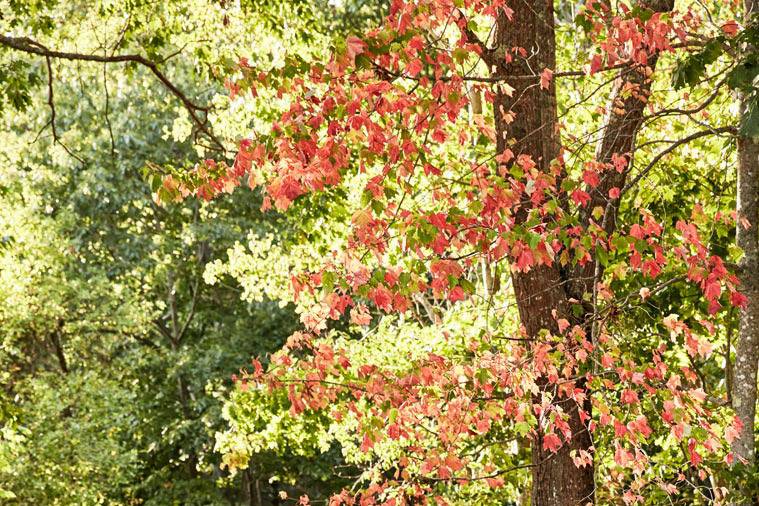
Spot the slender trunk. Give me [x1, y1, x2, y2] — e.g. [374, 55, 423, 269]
[729, 3, 759, 504]
[255, 477, 262, 506]
[240, 468, 263, 506]
[49, 321, 73, 418]
[731, 99, 759, 497]
[732, 134, 759, 465]
[468, 85, 496, 299]
[50, 320, 69, 374]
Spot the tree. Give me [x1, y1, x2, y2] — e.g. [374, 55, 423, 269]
[2, 0, 756, 504]
[172, 0, 754, 504]
[732, 0, 759, 503]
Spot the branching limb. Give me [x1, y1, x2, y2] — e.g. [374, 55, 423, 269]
[44, 55, 85, 163]
[1, 34, 226, 153]
[176, 273, 201, 344]
[622, 126, 736, 195]
[103, 62, 116, 162]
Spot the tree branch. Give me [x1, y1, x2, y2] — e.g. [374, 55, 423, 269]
[152, 318, 174, 342]
[176, 273, 201, 344]
[49, 319, 69, 374]
[0, 34, 226, 153]
[44, 55, 85, 163]
[622, 126, 736, 195]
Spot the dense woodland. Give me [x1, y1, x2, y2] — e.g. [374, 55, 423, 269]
[0, 0, 758, 504]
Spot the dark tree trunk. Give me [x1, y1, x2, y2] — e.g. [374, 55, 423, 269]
[50, 320, 69, 374]
[489, 1, 674, 504]
[490, 1, 595, 504]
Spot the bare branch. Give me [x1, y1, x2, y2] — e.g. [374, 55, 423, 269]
[622, 126, 736, 195]
[103, 62, 116, 162]
[0, 34, 226, 153]
[176, 274, 201, 344]
[44, 55, 85, 163]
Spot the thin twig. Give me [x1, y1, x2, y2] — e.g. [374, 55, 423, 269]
[44, 55, 85, 163]
[622, 126, 736, 195]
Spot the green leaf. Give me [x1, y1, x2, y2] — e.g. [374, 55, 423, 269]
[322, 271, 336, 293]
[515, 421, 530, 436]
[672, 38, 724, 89]
[727, 57, 759, 91]
[740, 94, 759, 138]
[596, 245, 609, 267]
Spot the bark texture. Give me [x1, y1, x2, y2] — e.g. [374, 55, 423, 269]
[732, 134, 759, 491]
[488, 1, 673, 504]
[490, 1, 594, 504]
[730, 3, 759, 503]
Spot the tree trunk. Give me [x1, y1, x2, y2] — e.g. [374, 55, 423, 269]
[731, 134, 759, 500]
[570, 0, 674, 334]
[490, 1, 595, 504]
[731, 84, 759, 500]
[50, 319, 69, 374]
[579, 0, 675, 235]
[242, 468, 256, 506]
[730, 3, 759, 504]
[489, 1, 674, 503]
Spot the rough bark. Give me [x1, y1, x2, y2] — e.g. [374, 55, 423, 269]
[731, 133, 759, 482]
[489, 1, 674, 504]
[490, 1, 595, 504]
[731, 28, 759, 494]
[732, 66, 759, 506]
[730, 3, 759, 503]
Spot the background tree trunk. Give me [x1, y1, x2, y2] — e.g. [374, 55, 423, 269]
[730, 3, 759, 504]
